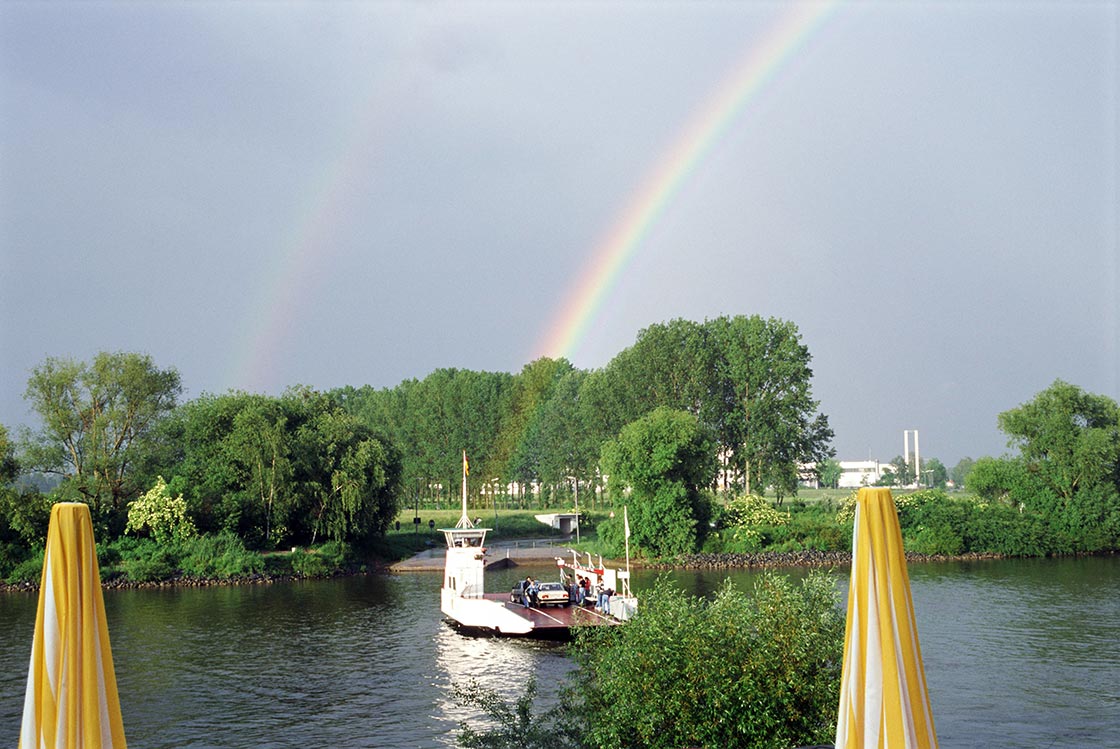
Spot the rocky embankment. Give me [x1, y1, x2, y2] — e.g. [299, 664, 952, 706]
[657, 549, 1010, 570]
[0, 569, 362, 595]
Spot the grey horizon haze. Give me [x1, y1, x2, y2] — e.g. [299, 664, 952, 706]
[1, 1, 1116, 469]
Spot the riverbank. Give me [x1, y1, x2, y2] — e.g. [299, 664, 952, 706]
[5, 545, 1114, 594]
[660, 549, 1010, 569]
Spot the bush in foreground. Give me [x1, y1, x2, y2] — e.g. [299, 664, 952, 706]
[456, 572, 844, 749]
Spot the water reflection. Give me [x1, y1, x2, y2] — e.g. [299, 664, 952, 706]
[1, 557, 1118, 748]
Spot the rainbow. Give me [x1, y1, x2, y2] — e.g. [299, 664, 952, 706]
[226, 88, 395, 394]
[533, 0, 839, 363]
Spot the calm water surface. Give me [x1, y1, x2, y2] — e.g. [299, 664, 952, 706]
[2, 556, 1118, 748]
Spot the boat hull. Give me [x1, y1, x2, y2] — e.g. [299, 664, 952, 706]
[441, 591, 620, 637]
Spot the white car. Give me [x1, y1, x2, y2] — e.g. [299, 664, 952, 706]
[535, 581, 571, 607]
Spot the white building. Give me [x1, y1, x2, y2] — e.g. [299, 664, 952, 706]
[836, 460, 887, 488]
[800, 460, 888, 489]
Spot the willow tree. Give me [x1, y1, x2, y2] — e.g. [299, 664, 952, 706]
[293, 403, 403, 546]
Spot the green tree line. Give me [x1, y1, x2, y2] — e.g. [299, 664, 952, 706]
[339, 315, 834, 507]
[0, 315, 836, 579]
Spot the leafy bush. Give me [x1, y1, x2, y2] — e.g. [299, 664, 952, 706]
[290, 547, 329, 577]
[0, 540, 33, 581]
[178, 532, 263, 579]
[5, 548, 44, 584]
[722, 494, 789, 549]
[317, 540, 357, 569]
[120, 539, 178, 582]
[454, 675, 580, 749]
[287, 541, 360, 577]
[125, 476, 197, 543]
[569, 573, 844, 749]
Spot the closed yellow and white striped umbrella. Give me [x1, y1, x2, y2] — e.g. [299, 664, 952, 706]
[835, 488, 937, 749]
[20, 502, 127, 748]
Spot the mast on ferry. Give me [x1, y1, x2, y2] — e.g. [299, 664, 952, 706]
[440, 451, 489, 600]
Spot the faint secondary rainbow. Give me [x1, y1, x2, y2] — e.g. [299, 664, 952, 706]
[534, 0, 839, 363]
[226, 80, 399, 393]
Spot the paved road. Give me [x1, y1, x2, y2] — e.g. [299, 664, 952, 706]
[389, 539, 573, 572]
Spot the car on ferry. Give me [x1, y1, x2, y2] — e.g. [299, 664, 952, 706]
[509, 580, 571, 607]
[535, 581, 571, 607]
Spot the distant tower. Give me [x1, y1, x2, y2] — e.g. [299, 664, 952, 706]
[903, 429, 920, 487]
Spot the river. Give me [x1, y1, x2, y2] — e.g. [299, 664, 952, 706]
[2, 556, 1118, 748]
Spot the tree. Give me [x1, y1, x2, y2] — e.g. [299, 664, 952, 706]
[289, 397, 403, 547]
[21, 352, 181, 530]
[964, 456, 1028, 505]
[494, 357, 573, 485]
[0, 423, 17, 485]
[875, 456, 909, 487]
[596, 316, 834, 499]
[997, 380, 1120, 503]
[524, 369, 601, 505]
[963, 381, 1120, 552]
[600, 407, 716, 557]
[818, 458, 843, 489]
[706, 315, 834, 497]
[230, 397, 293, 547]
[950, 457, 975, 489]
[923, 457, 949, 489]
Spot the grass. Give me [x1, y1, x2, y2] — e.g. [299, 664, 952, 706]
[388, 507, 601, 541]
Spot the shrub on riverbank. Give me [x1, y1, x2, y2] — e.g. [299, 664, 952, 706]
[455, 572, 844, 749]
[701, 498, 850, 556]
[4, 548, 43, 585]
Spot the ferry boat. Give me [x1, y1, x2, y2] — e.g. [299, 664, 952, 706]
[440, 452, 636, 637]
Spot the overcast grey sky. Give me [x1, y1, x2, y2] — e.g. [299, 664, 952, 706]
[1, 1, 1116, 468]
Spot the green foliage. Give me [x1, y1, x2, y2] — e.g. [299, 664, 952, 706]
[0, 488, 52, 546]
[0, 423, 18, 485]
[152, 389, 404, 551]
[288, 542, 356, 577]
[998, 380, 1120, 502]
[963, 381, 1120, 553]
[119, 538, 178, 582]
[951, 457, 976, 489]
[569, 573, 844, 749]
[21, 351, 181, 532]
[723, 494, 789, 548]
[818, 458, 842, 489]
[454, 676, 581, 749]
[965, 457, 1028, 504]
[5, 548, 44, 584]
[703, 498, 849, 554]
[126, 476, 197, 543]
[923, 457, 949, 489]
[177, 532, 263, 579]
[289, 547, 329, 576]
[601, 407, 716, 557]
